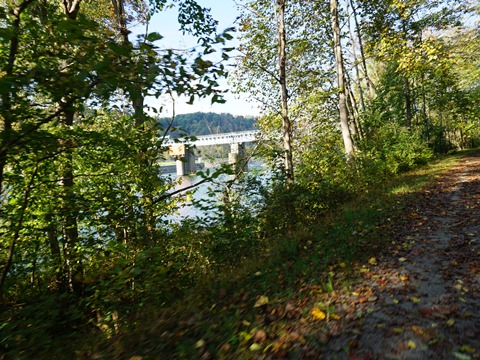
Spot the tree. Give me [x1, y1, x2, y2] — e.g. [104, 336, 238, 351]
[331, 0, 355, 158]
[275, 0, 294, 183]
[0, 0, 233, 298]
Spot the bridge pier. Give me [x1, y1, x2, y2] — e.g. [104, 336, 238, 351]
[229, 143, 248, 173]
[166, 130, 260, 176]
[169, 144, 196, 176]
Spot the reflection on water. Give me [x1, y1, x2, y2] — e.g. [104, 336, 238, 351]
[168, 173, 221, 221]
[164, 162, 268, 223]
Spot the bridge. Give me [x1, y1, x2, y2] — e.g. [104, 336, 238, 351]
[165, 130, 261, 176]
[165, 130, 260, 147]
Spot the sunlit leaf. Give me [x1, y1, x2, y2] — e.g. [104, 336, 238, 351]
[311, 308, 326, 320]
[254, 295, 269, 308]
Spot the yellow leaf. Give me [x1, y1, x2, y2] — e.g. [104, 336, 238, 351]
[459, 345, 475, 353]
[408, 340, 417, 349]
[411, 297, 421, 304]
[447, 318, 455, 326]
[254, 296, 269, 308]
[249, 343, 261, 351]
[368, 257, 377, 265]
[311, 308, 326, 321]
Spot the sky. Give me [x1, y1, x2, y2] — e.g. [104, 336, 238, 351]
[139, 0, 259, 117]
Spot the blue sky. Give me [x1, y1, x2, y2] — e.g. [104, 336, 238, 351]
[142, 0, 259, 117]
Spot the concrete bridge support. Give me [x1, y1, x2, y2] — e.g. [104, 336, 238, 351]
[229, 143, 248, 173]
[175, 147, 196, 176]
[169, 144, 196, 176]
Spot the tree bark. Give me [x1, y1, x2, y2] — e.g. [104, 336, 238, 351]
[0, 164, 38, 294]
[59, 1, 83, 294]
[0, 0, 34, 195]
[331, 0, 355, 159]
[349, 0, 376, 98]
[404, 77, 412, 130]
[276, 0, 294, 184]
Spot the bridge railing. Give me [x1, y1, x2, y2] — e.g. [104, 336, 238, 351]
[164, 130, 261, 147]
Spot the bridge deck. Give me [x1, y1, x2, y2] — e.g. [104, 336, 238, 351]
[165, 130, 260, 147]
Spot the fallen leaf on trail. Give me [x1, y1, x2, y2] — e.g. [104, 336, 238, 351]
[400, 275, 409, 281]
[254, 296, 269, 308]
[453, 352, 472, 360]
[195, 339, 206, 348]
[368, 257, 378, 266]
[219, 343, 231, 352]
[408, 340, 417, 349]
[311, 308, 326, 320]
[249, 343, 261, 351]
[253, 329, 267, 342]
[411, 297, 421, 304]
[447, 318, 455, 326]
[459, 346, 476, 354]
[399, 257, 407, 262]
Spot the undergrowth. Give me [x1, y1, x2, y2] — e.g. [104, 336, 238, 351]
[0, 150, 471, 359]
[89, 151, 470, 359]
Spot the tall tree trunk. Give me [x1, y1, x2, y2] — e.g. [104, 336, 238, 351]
[111, 0, 154, 243]
[60, 0, 83, 294]
[331, 0, 354, 159]
[46, 214, 64, 291]
[349, 0, 375, 98]
[0, 163, 38, 293]
[276, 0, 294, 184]
[347, 0, 366, 112]
[0, 1, 34, 195]
[421, 74, 429, 140]
[404, 77, 412, 130]
[401, 19, 412, 130]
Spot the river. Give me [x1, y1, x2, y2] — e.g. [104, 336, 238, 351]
[164, 161, 268, 223]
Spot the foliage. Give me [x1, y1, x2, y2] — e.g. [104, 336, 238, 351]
[0, 0, 479, 358]
[158, 112, 257, 136]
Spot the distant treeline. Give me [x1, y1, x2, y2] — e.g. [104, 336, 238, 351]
[158, 112, 257, 136]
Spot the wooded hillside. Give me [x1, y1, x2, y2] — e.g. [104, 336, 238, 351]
[158, 112, 257, 136]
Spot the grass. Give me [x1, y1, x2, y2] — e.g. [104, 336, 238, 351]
[2, 150, 472, 359]
[93, 151, 468, 359]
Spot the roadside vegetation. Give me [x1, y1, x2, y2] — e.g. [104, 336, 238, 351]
[0, 0, 479, 358]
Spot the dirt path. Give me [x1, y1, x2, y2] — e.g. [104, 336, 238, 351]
[324, 153, 480, 359]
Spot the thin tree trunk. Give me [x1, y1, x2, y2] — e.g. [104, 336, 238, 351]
[347, 0, 366, 112]
[421, 74, 429, 141]
[0, 163, 39, 293]
[349, 0, 375, 98]
[46, 214, 64, 291]
[331, 0, 354, 159]
[0, 0, 34, 195]
[404, 77, 412, 130]
[276, 0, 294, 184]
[60, 1, 83, 294]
